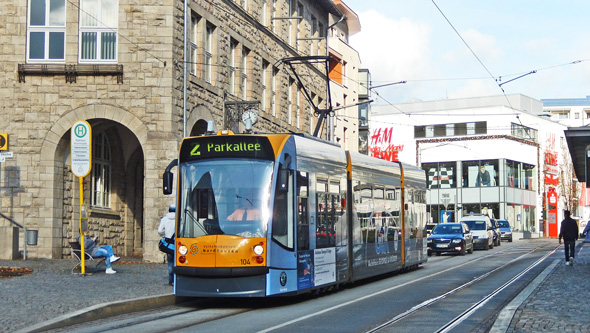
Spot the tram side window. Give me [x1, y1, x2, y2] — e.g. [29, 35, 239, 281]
[272, 169, 293, 249]
[297, 171, 309, 251]
[317, 179, 338, 249]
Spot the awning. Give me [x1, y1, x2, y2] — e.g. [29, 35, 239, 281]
[564, 127, 590, 184]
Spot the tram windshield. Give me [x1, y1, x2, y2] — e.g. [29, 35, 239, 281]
[178, 159, 273, 238]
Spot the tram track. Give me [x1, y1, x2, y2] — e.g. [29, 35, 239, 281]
[365, 243, 558, 333]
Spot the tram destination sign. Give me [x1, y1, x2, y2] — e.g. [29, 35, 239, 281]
[71, 120, 92, 177]
[180, 135, 275, 162]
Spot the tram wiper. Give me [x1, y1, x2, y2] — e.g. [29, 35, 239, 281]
[185, 209, 208, 235]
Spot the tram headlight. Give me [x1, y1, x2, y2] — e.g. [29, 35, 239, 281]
[178, 245, 188, 255]
[253, 244, 264, 255]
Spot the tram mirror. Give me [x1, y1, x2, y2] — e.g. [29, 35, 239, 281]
[278, 169, 289, 192]
[163, 171, 174, 195]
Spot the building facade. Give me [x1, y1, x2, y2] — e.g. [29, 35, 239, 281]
[369, 94, 572, 237]
[0, 0, 343, 261]
[327, 0, 361, 151]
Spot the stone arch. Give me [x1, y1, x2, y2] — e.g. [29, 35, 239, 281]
[42, 105, 149, 258]
[188, 104, 218, 136]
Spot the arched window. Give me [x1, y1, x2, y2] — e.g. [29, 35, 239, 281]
[91, 132, 111, 208]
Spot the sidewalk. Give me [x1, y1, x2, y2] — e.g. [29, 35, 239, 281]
[0, 255, 173, 332]
[493, 239, 590, 332]
[2, 240, 590, 332]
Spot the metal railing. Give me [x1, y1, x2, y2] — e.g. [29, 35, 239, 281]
[0, 211, 27, 260]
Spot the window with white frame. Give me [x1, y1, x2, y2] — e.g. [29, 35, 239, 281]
[288, 78, 294, 124]
[271, 67, 278, 116]
[79, 0, 118, 63]
[229, 40, 237, 94]
[91, 132, 111, 208]
[296, 85, 301, 128]
[271, 0, 278, 33]
[261, 60, 269, 111]
[27, 0, 66, 62]
[204, 23, 215, 83]
[311, 15, 317, 55]
[190, 14, 199, 75]
[261, 0, 267, 25]
[241, 48, 249, 100]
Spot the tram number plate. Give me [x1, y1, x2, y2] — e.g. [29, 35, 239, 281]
[240, 259, 251, 265]
[436, 244, 447, 248]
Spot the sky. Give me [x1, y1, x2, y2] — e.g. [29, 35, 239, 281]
[345, 0, 590, 105]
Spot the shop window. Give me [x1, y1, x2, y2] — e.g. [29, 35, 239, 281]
[462, 160, 498, 187]
[424, 162, 456, 189]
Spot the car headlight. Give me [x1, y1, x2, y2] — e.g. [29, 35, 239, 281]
[451, 239, 462, 244]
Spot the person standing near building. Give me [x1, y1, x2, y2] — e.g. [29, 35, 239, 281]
[559, 210, 578, 266]
[158, 204, 176, 285]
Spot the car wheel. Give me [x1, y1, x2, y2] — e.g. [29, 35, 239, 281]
[484, 241, 490, 250]
[509, 237, 513, 242]
[427, 249, 432, 256]
[460, 244, 466, 256]
[468, 242, 474, 254]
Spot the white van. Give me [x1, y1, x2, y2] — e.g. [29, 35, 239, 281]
[459, 214, 494, 250]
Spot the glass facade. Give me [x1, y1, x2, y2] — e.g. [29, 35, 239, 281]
[423, 159, 537, 229]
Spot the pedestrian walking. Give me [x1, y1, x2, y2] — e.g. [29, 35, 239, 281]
[559, 210, 578, 266]
[158, 204, 176, 285]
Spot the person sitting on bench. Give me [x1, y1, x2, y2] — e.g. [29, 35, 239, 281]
[78, 234, 120, 274]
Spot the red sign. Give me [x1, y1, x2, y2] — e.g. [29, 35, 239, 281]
[547, 191, 558, 237]
[370, 127, 404, 162]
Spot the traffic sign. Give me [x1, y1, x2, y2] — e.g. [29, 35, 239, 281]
[0, 133, 7, 150]
[71, 120, 92, 177]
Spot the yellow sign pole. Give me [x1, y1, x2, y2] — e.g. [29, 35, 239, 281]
[79, 177, 86, 274]
[71, 120, 92, 275]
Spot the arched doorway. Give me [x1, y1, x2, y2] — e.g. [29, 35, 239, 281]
[59, 119, 144, 257]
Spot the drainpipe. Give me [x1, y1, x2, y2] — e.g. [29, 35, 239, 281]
[183, 0, 189, 138]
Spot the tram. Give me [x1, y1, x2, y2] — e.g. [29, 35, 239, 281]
[162, 131, 428, 297]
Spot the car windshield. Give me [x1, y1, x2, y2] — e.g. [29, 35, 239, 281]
[433, 224, 462, 234]
[498, 220, 510, 228]
[463, 220, 486, 230]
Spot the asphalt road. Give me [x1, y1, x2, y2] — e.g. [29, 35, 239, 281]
[53, 238, 558, 333]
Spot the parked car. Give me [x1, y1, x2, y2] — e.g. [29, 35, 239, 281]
[425, 223, 437, 236]
[460, 214, 494, 250]
[427, 222, 474, 256]
[490, 218, 502, 246]
[497, 219, 513, 242]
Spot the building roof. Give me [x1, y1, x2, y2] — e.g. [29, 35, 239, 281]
[542, 96, 590, 107]
[565, 126, 590, 183]
[333, 1, 361, 35]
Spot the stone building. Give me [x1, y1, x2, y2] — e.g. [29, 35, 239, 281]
[0, 0, 343, 261]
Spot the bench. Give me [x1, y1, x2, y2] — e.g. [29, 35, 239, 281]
[70, 241, 106, 274]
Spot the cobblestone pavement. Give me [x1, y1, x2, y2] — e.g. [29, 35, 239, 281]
[1, 240, 589, 332]
[0, 256, 172, 332]
[506, 241, 590, 332]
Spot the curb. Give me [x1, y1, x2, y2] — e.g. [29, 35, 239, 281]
[489, 259, 559, 332]
[17, 293, 176, 333]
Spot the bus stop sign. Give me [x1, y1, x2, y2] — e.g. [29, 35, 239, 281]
[71, 120, 92, 177]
